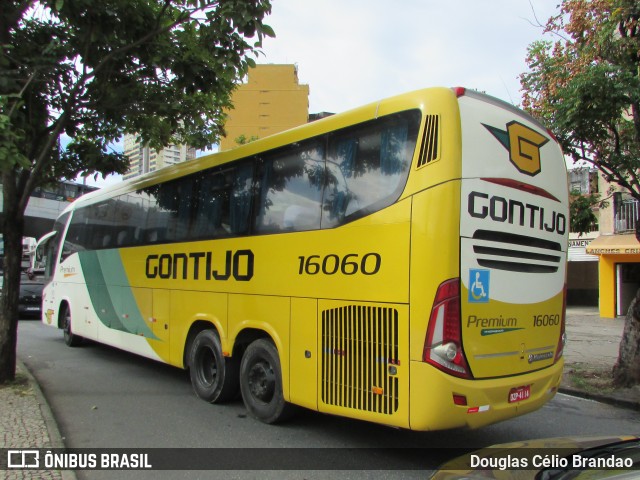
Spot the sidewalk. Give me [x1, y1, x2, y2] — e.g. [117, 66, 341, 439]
[562, 306, 640, 410]
[1, 308, 637, 474]
[0, 361, 71, 480]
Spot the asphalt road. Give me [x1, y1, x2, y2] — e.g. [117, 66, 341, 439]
[17, 319, 640, 480]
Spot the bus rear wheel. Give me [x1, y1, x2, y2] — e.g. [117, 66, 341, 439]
[62, 305, 82, 347]
[189, 329, 239, 403]
[240, 338, 293, 424]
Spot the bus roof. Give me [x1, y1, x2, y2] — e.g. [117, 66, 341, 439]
[59, 86, 543, 216]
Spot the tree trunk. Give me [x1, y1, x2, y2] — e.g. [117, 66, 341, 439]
[0, 171, 26, 383]
[612, 288, 640, 387]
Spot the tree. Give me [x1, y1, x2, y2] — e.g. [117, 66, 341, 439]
[0, 0, 273, 383]
[520, 0, 640, 386]
[234, 134, 259, 145]
[569, 189, 602, 234]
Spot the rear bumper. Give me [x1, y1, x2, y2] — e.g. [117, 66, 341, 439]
[409, 358, 563, 431]
[18, 304, 42, 318]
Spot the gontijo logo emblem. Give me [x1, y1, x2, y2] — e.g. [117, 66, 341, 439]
[483, 121, 549, 176]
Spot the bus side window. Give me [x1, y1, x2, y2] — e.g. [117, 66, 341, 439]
[83, 201, 117, 250]
[64, 209, 89, 259]
[101, 234, 113, 248]
[191, 168, 231, 239]
[229, 162, 255, 235]
[255, 142, 323, 233]
[159, 176, 197, 242]
[42, 212, 69, 279]
[146, 230, 159, 243]
[323, 111, 418, 227]
[144, 185, 169, 244]
[116, 230, 129, 246]
[323, 137, 357, 226]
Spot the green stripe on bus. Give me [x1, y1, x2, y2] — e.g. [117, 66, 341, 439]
[79, 250, 158, 340]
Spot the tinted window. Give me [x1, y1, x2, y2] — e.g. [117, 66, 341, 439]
[112, 192, 149, 247]
[224, 162, 255, 236]
[62, 208, 89, 260]
[64, 109, 420, 249]
[89, 201, 117, 249]
[323, 110, 419, 227]
[191, 168, 230, 239]
[145, 175, 197, 243]
[44, 213, 69, 279]
[256, 141, 324, 233]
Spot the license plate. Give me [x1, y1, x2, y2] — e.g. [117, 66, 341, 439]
[508, 385, 531, 403]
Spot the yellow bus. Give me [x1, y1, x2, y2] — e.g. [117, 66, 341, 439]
[37, 87, 568, 430]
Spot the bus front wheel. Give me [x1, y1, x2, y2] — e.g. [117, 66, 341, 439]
[240, 338, 293, 424]
[62, 305, 83, 347]
[189, 329, 239, 403]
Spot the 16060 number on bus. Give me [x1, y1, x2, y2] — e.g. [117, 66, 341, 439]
[297, 253, 381, 276]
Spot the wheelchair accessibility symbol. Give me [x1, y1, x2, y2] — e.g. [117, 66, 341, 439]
[469, 269, 490, 303]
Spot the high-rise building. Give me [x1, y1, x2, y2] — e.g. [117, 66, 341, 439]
[123, 135, 196, 180]
[219, 64, 309, 151]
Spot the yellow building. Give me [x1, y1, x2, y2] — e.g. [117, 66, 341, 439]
[580, 171, 640, 318]
[586, 234, 640, 318]
[219, 64, 309, 151]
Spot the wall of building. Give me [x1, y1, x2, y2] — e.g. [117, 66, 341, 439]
[567, 168, 601, 305]
[220, 64, 309, 151]
[577, 168, 640, 317]
[598, 252, 640, 318]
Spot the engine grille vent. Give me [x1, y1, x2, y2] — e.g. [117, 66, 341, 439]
[471, 229, 562, 273]
[321, 305, 399, 415]
[417, 115, 440, 168]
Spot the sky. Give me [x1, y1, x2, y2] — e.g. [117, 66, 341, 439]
[259, 0, 558, 113]
[85, 0, 560, 187]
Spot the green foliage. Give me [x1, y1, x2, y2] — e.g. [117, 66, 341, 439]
[524, 1, 640, 387]
[234, 134, 259, 145]
[569, 189, 604, 235]
[521, 0, 640, 203]
[0, 0, 273, 382]
[0, 98, 29, 169]
[1, 0, 274, 187]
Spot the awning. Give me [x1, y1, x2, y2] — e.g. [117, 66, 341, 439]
[585, 233, 640, 255]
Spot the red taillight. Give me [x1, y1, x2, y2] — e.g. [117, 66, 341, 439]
[452, 87, 466, 97]
[453, 394, 468, 406]
[555, 285, 567, 363]
[423, 278, 472, 379]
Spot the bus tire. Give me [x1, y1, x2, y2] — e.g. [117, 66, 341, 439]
[189, 329, 239, 403]
[240, 338, 293, 424]
[62, 305, 83, 347]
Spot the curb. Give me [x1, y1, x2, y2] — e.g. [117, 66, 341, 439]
[18, 360, 77, 480]
[558, 384, 640, 412]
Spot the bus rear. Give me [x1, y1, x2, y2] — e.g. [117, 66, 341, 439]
[413, 88, 567, 430]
